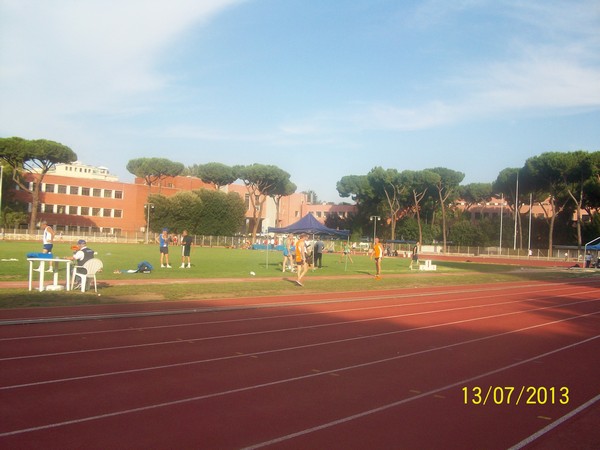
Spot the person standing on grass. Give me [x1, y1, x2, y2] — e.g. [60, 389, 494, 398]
[314, 238, 325, 268]
[282, 233, 293, 272]
[339, 241, 353, 263]
[584, 251, 592, 268]
[372, 237, 384, 279]
[156, 228, 172, 268]
[180, 230, 193, 268]
[295, 233, 309, 286]
[40, 220, 55, 272]
[409, 241, 420, 270]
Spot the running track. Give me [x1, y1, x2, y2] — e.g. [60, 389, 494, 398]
[1, 279, 599, 449]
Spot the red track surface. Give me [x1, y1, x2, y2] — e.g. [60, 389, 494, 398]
[1, 279, 599, 449]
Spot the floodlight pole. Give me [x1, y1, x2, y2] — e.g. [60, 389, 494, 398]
[514, 172, 519, 251]
[0, 165, 3, 228]
[370, 216, 380, 243]
[499, 194, 504, 255]
[145, 203, 154, 244]
[527, 193, 532, 256]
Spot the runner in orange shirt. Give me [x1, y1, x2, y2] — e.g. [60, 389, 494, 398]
[372, 237, 384, 279]
[295, 233, 309, 286]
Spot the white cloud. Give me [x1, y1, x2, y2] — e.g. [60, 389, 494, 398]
[0, 0, 244, 135]
[278, 1, 600, 136]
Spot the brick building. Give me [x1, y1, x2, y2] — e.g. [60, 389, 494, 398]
[10, 162, 354, 236]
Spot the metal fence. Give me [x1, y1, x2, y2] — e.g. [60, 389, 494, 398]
[0, 230, 250, 248]
[0, 229, 588, 261]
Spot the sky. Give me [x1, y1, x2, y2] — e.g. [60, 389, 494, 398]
[1, 0, 599, 203]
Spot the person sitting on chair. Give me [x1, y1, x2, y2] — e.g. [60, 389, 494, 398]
[68, 240, 95, 286]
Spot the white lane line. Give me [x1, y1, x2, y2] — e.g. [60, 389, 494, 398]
[2, 325, 598, 440]
[2, 289, 598, 362]
[9, 296, 594, 390]
[507, 393, 600, 450]
[2, 280, 594, 332]
[241, 336, 600, 449]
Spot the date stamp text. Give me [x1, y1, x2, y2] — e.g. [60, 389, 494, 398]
[462, 386, 570, 406]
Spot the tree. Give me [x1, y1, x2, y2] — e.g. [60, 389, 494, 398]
[492, 168, 522, 248]
[336, 174, 378, 237]
[195, 189, 246, 236]
[126, 157, 184, 194]
[428, 167, 465, 252]
[145, 190, 244, 236]
[367, 167, 408, 240]
[270, 179, 297, 227]
[188, 162, 238, 190]
[583, 151, 600, 216]
[236, 164, 293, 242]
[522, 154, 572, 253]
[459, 183, 493, 215]
[404, 169, 439, 244]
[0, 137, 77, 232]
[336, 175, 372, 205]
[558, 151, 596, 249]
[448, 219, 489, 246]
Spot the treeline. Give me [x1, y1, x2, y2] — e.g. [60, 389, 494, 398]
[329, 151, 600, 251]
[2, 137, 598, 250]
[127, 159, 296, 240]
[146, 190, 247, 236]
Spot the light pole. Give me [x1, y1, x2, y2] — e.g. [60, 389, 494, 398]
[498, 194, 504, 255]
[145, 203, 154, 244]
[370, 216, 380, 243]
[0, 165, 3, 228]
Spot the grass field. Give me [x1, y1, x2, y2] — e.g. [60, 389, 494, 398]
[0, 240, 594, 308]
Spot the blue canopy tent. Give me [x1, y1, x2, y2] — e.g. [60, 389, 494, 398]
[585, 237, 600, 251]
[266, 214, 350, 270]
[268, 213, 350, 238]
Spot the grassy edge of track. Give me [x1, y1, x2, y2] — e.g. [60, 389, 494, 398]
[0, 265, 596, 309]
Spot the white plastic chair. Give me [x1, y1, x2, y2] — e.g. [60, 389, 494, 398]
[72, 259, 103, 292]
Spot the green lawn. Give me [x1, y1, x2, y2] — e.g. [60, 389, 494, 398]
[0, 240, 592, 308]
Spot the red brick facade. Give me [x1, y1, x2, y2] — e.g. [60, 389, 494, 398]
[10, 167, 356, 235]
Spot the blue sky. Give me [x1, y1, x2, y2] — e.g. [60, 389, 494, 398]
[1, 0, 599, 203]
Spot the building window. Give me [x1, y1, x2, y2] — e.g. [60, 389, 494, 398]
[92, 188, 101, 197]
[45, 184, 55, 193]
[68, 205, 78, 215]
[92, 207, 101, 217]
[81, 187, 90, 196]
[57, 185, 67, 194]
[70, 186, 79, 195]
[104, 189, 112, 198]
[114, 190, 123, 199]
[80, 206, 89, 216]
[103, 209, 111, 217]
[114, 209, 122, 218]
